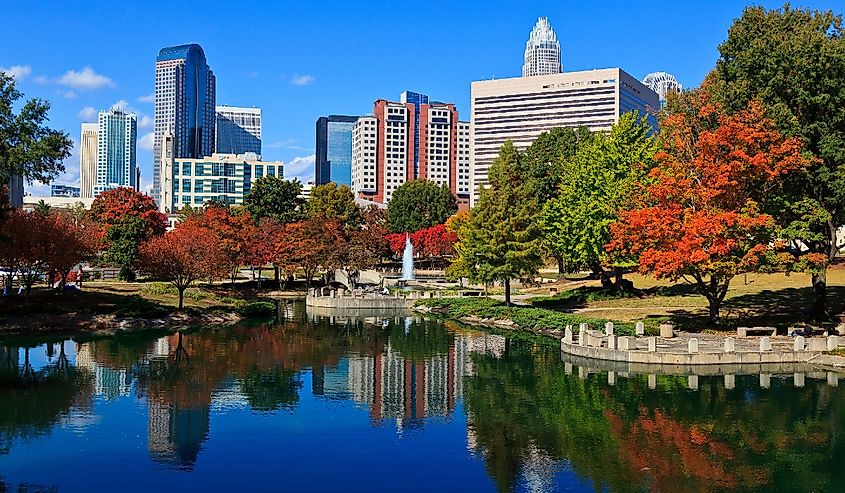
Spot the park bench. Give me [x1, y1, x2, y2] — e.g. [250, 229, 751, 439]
[736, 326, 776, 337]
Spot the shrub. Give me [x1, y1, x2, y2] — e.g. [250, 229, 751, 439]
[141, 282, 177, 295]
[238, 301, 276, 317]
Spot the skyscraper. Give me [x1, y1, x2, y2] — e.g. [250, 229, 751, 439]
[79, 123, 98, 198]
[400, 91, 429, 176]
[470, 68, 659, 205]
[215, 105, 261, 156]
[522, 17, 562, 77]
[94, 108, 138, 196]
[642, 71, 682, 108]
[315, 115, 358, 186]
[153, 44, 216, 205]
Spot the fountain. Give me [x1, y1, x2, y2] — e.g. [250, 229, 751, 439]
[401, 233, 415, 281]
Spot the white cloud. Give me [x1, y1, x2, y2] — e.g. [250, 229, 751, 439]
[62, 90, 77, 99]
[139, 132, 155, 151]
[33, 75, 49, 84]
[78, 106, 97, 121]
[285, 154, 315, 181]
[266, 138, 305, 151]
[58, 66, 114, 90]
[111, 99, 130, 111]
[290, 74, 315, 86]
[1, 65, 32, 80]
[137, 93, 155, 103]
[138, 115, 153, 128]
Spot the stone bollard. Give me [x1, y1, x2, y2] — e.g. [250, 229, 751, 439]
[760, 373, 771, 389]
[565, 363, 573, 375]
[688, 375, 699, 391]
[608, 335, 617, 350]
[688, 338, 699, 354]
[806, 338, 827, 352]
[617, 336, 634, 351]
[760, 337, 772, 352]
[608, 371, 616, 386]
[579, 322, 589, 331]
[635, 322, 645, 336]
[648, 337, 657, 352]
[724, 337, 736, 353]
[659, 323, 675, 338]
[564, 326, 573, 344]
[605, 322, 614, 336]
[794, 372, 805, 387]
[578, 366, 588, 380]
[828, 336, 839, 351]
[828, 372, 839, 387]
[648, 374, 657, 389]
[578, 328, 586, 347]
[725, 374, 736, 390]
[794, 336, 805, 352]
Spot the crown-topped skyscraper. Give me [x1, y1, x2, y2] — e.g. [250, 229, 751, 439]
[522, 17, 562, 77]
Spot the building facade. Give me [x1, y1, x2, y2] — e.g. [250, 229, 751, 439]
[94, 109, 138, 196]
[523, 17, 562, 77]
[215, 105, 261, 156]
[642, 71, 682, 108]
[79, 123, 98, 198]
[153, 44, 216, 206]
[470, 68, 659, 205]
[351, 99, 471, 207]
[400, 91, 429, 176]
[159, 146, 283, 213]
[315, 115, 358, 186]
[51, 184, 81, 197]
[6, 176, 23, 208]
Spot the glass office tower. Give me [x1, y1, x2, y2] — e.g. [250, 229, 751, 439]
[153, 44, 216, 205]
[94, 109, 138, 196]
[399, 91, 429, 177]
[315, 115, 358, 186]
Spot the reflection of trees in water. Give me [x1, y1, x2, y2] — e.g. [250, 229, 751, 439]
[463, 340, 845, 493]
[0, 343, 93, 456]
[387, 318, 453, 361]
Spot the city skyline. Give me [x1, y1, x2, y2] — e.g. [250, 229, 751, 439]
[3, 0, 840, 197]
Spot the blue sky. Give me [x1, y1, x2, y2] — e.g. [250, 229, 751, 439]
[2, 0, 842, 196]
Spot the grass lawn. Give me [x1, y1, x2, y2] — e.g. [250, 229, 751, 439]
[522, 268, 845, 331]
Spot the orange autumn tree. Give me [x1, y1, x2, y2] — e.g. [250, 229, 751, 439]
[139, 223, 222, 309]
[184, 205, 256, 287]
[608, 94, 805, 325]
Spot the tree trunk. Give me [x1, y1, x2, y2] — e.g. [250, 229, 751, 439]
[274, 265, 280, 289]
[590, 261, 613, 289]
[257, 266, 262, 289]
[504, 278, 511, 306]
[707, 298, 721, 326]
[812, 270, 828, 321]
[178, 287, 185, 310]
[556, 255, 565, 276]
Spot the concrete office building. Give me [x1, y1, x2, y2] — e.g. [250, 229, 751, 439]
[159, 128, 283, 213]
[216, 105, 261, 156]
[153, 44, 216, 205]
[51, 184, 80, 197]
[94, 109, 138, 196]
[5, 176, 23, 208]
[523, 17, 562, 77]
[351, 98, 471, 207]
[470, 68, 659, 205]
[79, 123, 98, 198]
[315, 115, 358, 186]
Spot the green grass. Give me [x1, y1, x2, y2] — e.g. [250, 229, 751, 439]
[415, 297, 662, 336]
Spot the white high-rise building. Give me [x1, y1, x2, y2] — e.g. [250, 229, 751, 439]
[215, 105, 262, 156]
[642, 71, 683, 107]
[470, 68, 659, 205]
[94, 109, 138, 196]
[522, 17, 562, 77]
[79, 123, 98, 198]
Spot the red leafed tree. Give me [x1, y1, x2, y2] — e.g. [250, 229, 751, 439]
[340, 209, 390, 288]
[184, 206, 256, 287]
[0, 210, 47, 296]
[44, 213, 98, 290]
[89, 187, 168, 238]
[274, 218, 345, 289]
[139, 223, 222, 309]
[386, 224, 457, 258]
[607, 95, 805, 325]
[245, 218, 278, 289]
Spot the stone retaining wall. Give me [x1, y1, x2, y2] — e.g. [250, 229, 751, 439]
[305, 294, 414, 309]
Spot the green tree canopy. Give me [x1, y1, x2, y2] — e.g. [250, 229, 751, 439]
[386, 180, 457, 233]
[540, 112, 658, 288]
[243, 175, 304, 224]
[519, 126, 594, 206]
[307, 182, 362, 229]
[707, 4, 845, 319]
[0, 72, 73, 205]
[451, 141, 542, 305]
[103, 215, 150, 281]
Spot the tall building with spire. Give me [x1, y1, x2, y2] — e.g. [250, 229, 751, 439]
[522, 17, 562, 77]
[153, 44, 216, 205]
[642, 71, 682, 108]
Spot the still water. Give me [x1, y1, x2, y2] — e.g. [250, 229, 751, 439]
[1, 303, 844, 492]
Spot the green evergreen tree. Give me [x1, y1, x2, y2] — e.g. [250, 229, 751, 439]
[452, 141, 542, 305]
[103, 215, 149, 281]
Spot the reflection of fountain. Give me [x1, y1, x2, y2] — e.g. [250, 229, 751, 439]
[401, 234, 415, 281]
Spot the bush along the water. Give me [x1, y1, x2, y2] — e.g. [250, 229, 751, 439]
[415, 297, 661, 336]
[238, 301, 276, 318]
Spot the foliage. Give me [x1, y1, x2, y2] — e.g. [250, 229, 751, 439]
[103, 216, 149, 281]
[89, 187, 167, 240]
[519, 125, 594, 206]
[0, 72, 73, 194]
[273, 217, 345, 289]
[183, 206, 256, 285]
[540, 113, 658, 286]
[237, 301, 277, 318]
[307, 182, 362, 229]
[386, 223, 458, 258]
[386, 180, 457, 233]
[450, 141, 543, 304]
[140, 282, 178, 296]
[44, 213, 98, 289]
[339, 211, 389, 288]
[138, 223, 223, 309]
[707, 4, 845, 320]
[243, 175, 305, 224]
[608, 95, 806, 324]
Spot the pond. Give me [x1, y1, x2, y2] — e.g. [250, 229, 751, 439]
[1, 302, 844, 492]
